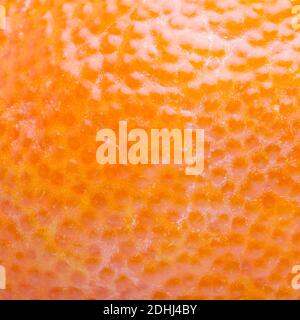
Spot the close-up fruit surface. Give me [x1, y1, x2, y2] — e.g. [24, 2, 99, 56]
[0, 0, 300, 300]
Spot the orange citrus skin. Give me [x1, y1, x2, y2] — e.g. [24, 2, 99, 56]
[0, 0, 300, 299]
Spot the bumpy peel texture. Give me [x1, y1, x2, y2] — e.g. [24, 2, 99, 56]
[0, 0, 300, 299]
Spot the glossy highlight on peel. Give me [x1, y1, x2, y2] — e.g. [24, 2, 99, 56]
[0, 5, 5, 30]
[0, 0, 300, 300]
